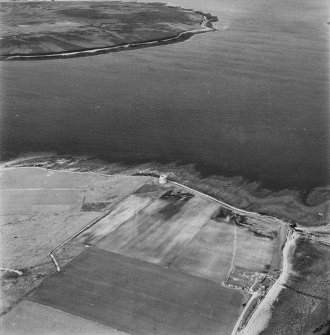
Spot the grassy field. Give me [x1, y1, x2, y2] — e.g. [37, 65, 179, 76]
[27, 247, 246, 335]
[1, 300, 126, 335]
[0, 1, 206, 58]
[79, 179, 284, 284]
[0, 167, 149, 313]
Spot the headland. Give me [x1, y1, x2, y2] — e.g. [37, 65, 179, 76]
[0, 1, 217, 60]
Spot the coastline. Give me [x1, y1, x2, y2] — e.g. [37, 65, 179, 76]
[1, 154, 328, 227]
[1, 162, 328, 334]
[1, 0, 328, 331]
[1, 14, 216, 61]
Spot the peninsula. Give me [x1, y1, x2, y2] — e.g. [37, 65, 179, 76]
[0, 1, 217, 60]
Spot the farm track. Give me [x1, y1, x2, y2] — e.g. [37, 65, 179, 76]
[237, 231, 297, 335]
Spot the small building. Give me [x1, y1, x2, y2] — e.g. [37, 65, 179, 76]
[159, 174, 168, 184]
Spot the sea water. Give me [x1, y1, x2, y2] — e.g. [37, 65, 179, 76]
[0, 0, 328, 191]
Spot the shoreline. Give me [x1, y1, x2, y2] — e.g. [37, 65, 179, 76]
[1, 15, 216, 61]
[1, 154, 328, 227]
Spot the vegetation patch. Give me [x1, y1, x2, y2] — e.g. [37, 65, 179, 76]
[260, 237, 329, 335]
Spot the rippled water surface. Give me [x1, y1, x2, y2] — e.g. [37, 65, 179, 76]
[1, 0, 329, 191]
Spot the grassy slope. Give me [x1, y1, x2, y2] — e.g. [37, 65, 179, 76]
[260, 237, 329, 335]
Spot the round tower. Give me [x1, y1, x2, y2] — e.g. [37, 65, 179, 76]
[159, 174, 168, 184]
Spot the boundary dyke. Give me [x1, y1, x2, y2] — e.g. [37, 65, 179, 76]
[1, 15, 217, 61]
[48, 177, 151, 271]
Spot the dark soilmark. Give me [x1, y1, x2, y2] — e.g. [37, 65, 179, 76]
[1, 269, 28, 280]
[249, 229, 275, 239]
[313, 320, 330, 334]
[212, 207, 232, 220]
[160, 190, 194, 202]
[212, 208, 276, 239]
[158, 202, 186, 221]
[81, 202, 112, 212]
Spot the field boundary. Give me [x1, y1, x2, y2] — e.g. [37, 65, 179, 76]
[49, 178, 151, 271]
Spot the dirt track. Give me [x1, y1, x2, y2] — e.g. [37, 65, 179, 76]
[238, 231, 297, 335]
